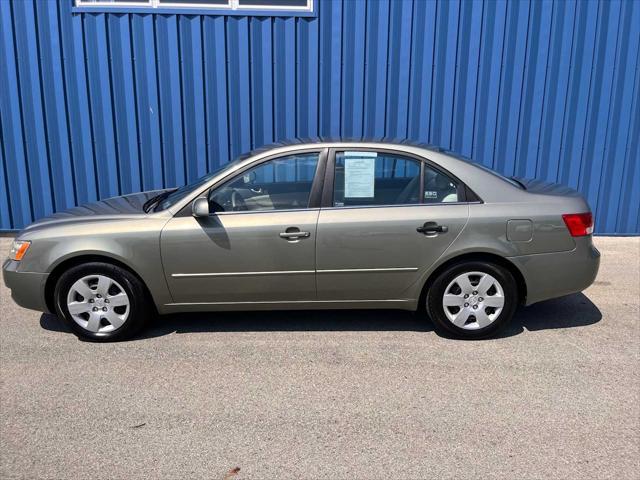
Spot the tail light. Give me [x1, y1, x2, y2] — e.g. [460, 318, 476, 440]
[562, 212, 593, 237]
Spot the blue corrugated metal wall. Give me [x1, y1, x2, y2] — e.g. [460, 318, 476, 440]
[0, 0, 639, 233]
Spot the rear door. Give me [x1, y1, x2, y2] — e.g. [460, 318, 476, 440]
[316, 149, 469, 302]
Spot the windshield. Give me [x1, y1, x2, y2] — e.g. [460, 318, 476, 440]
[155, 159, 243, 211]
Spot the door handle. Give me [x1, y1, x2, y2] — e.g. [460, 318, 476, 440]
[279, 231, 311, 240]
[417, 222, 448, 235]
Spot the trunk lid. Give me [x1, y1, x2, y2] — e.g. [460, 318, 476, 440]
[512, 177, 583, 198]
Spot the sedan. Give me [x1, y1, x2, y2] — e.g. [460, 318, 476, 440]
[3, 140, 600, 341]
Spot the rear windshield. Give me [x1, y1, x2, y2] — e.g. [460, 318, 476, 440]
[470, 163, 525, 189]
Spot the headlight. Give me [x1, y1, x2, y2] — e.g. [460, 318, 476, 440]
[9, 240, 31, 261]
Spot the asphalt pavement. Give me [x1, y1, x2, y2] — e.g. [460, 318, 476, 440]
[1, 236, 638, 479]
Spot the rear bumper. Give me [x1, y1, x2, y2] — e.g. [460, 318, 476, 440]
[2, 259, 50, 313]
[509, 237, 600, 305]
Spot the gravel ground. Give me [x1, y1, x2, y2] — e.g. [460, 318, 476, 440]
[0, 236, 638, 480]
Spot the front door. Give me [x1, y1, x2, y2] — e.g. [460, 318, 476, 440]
[161, 152, 322, 305]
[316, 150, 469, 301]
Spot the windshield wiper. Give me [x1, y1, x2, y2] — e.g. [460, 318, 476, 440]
[143, 189, 176, 213]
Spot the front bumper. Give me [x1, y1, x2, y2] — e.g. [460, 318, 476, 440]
[2, 259, 50, 313]
[509, 237, 601, 305]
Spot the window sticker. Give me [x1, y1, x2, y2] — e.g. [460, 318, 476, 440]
[344, 151, 377, 198]
[424, 190, 438, 200]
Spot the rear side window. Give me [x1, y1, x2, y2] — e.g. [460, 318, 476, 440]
[332, 151, 460, 207]
[423, 164, 459, 203]
[333, 151, 421, 207]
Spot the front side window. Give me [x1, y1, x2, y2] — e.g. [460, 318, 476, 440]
[332, 151, 460, 207]
[209, 153, 319, 212]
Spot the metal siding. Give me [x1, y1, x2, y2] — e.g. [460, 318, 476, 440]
[319, 0, 342, 137]
[57, 0, 99, 204]
[407, 0, 437, 144]
[295, 11, 318, 138]
[617, 35, 640, 234]
[536, 0, 575, 184]
[451, 0, 482, 159]
[363, 0, 389, 139]
[109, 13, 142, 193]
[0, 0, 638, 234]
[226, 16, 251, 158]
[0, 113, 11, 227]
[203, 15, 229, 171]
[273, 17, 296, 141]
[0, 1, 33, 226]
[36, 0, 76, 211]
[131, 13, 163, 190]
[156, 14, 185, 187]
[13, 0, 55, 220]
[340, 0, 364, 139]
[599, 0, 640, 234]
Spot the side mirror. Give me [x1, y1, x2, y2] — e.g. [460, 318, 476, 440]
[192, 197, 210, 218]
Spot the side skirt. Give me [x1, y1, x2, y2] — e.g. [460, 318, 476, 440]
[160, 299, 417, 314]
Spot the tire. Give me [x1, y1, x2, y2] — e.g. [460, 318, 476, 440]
[54, 262, 152, 342]
[426, 261, 518, 339]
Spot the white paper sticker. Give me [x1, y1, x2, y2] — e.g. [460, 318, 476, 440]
[424, 190, 438, 199]
[344, 152, 377, 198]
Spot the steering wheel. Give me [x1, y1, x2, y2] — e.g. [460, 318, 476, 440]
[231, 190, 248, 211]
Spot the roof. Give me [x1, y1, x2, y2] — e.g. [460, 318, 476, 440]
[236, 137, 465, 162]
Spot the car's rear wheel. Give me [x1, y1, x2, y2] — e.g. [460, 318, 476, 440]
[426, 261, 518, 339]
[54, 262, 151, 342]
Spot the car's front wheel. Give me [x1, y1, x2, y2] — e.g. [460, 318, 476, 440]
[426, 261, 518, 339]
[54, 262, 151, 342]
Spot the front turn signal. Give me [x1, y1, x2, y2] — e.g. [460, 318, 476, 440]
[9, 240, 31, 261]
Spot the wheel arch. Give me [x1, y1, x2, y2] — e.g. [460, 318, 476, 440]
[418, 252, 528, 310]
[44, 254, 156, 314]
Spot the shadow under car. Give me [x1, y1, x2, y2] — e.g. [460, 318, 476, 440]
[40, 292, 602, 341]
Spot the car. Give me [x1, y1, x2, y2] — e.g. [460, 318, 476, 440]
[3, 140, 600, 341]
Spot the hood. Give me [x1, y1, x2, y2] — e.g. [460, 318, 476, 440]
[22, 189, 171, 232]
